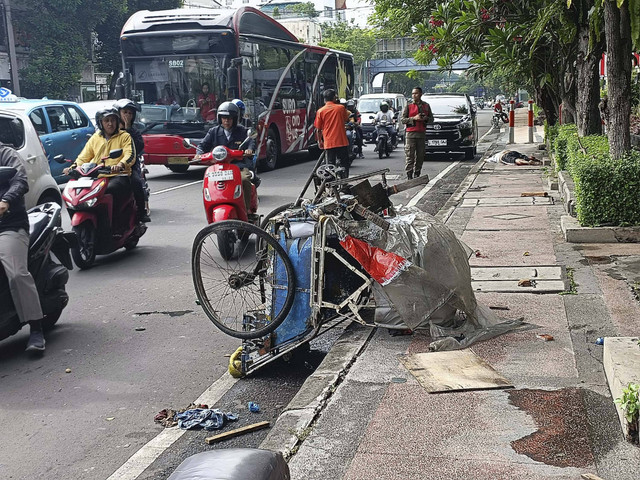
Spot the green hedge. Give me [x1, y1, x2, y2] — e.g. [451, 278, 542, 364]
[545, 121, 559, 151]
[569, 142, 640, 226]
[553, 124, 578, 171]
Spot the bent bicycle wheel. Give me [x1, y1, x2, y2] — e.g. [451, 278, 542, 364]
[192, 220, 296, 339]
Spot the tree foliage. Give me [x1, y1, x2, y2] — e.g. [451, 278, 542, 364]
[291, 2, 319, 18]
[319, 21, 377, 65]
[14, 0, 125, 98]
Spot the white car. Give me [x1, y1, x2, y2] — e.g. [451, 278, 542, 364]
[0, 109, 61, 208]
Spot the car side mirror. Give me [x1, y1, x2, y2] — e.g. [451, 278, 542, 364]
[369, 115, 375, 120]
[109, 149, 123, 159]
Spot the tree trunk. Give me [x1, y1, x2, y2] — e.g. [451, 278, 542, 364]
[604, 0, 632, 159]
[534, 84, 558, 126]
[576, 10, 604, 136]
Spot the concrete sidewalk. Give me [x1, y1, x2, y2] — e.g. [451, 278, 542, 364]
[262, 109, 640, 479]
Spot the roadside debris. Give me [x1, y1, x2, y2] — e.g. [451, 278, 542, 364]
[154, 403, 212, 428]
[521, 191, 548, 197]
[248, 402, 260, 413]
[65, 368, 71, 373]
[536, 334, 555, 341]
[134, 327, 146, 331]
[204, 421, 270, 445]
[595, 337, 604, 345]
[518, 279, 536, 287]
[475, 250, 488, 258]
[175, 408, 238, 431]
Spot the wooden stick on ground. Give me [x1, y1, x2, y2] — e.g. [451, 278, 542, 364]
[204, 421, 270, 445]
[521, 192, 548, 197]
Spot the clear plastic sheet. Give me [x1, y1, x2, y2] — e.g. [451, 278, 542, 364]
[337, 207, 530, 351]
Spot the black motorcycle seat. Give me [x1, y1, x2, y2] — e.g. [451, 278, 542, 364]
[28, 211, 49, 245]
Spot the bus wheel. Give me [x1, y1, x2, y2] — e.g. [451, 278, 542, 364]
[168, 164, 189, 173]
[261, 130, 279, 171]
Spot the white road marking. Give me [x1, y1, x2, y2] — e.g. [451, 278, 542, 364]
[106, 373, 238, 480]
[151, 180, 202, 195]
[407, 161, 460, 208]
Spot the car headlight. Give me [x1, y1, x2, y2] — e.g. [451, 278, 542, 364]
[458, 119, 472, 130]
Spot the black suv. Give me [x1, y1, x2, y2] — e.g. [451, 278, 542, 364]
[422, 93, 478, 159]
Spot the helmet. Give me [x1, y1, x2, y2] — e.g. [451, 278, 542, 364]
[346, 100, 355, 110]
[380, 101, 389, 113]
[217, 101, 239, 127]
[231, 98, 246, 115]
[339, 98, 347, 105]
[95, 107, 121, 134]
[114, 98, 139, 121]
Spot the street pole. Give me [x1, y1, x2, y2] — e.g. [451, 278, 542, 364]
[527, 100, 534, 143]
[3, 0, 20, 96]
[508, 100, 515, 144]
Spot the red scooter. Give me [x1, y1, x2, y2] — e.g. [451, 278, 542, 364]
[184, 133, 259, 259]
[60, 149, 147, 269]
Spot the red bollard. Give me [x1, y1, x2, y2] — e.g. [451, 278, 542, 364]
[508, 100, 515, 143]
[528, 100, 534, 143]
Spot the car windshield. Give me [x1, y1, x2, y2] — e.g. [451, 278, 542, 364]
[358, 98, 390, 113]
[423, 96, 469, 115]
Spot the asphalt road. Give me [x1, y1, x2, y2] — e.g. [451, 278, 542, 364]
[0, 109, 496, 480]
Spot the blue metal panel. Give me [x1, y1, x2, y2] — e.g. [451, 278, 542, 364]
[272, 235, 313, 347]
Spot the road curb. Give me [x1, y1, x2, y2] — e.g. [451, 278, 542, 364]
[259, 324, 374, 458]
[561, 215, 640, 243]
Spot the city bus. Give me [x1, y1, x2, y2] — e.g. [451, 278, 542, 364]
[119, 7, 354, 172]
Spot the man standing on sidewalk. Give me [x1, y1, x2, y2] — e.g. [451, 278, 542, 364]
[401, 87, 433, 179]
[314, 89, 350, 178]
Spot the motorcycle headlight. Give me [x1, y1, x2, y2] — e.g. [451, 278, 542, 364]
[79, 180, 105, 203]
[212, 146, 228, 162]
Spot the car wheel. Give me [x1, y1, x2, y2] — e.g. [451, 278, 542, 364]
[167, 164, 189, 173]
[261, 129, 279, 171]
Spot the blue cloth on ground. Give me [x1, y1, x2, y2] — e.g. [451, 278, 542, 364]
[175, 408, 238, 431]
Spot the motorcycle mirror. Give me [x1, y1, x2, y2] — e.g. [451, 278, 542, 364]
[0, 166, 17, 184]
[183, 138, 196, 149]
[109, 149, 123, 159]
[53, 154, 67, 164]
[246, 128, 258, 139]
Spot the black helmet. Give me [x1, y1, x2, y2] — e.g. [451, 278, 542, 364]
[114, 98, 139, 121]
[95, 107, 120, 134]
[217, 101, 239, 127]
[380, 101, 389, 113]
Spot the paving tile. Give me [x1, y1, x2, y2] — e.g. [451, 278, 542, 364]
[462, 230, 557, 266]
[465, 206, 550, 230]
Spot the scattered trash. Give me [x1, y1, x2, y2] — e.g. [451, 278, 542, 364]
[489, 306, 510, 311]
[595, 337, 604, 345]
[154, 403, 210, 428]
[175, 408, 238, 431]
[65, 368, 71, 373]
[135, 327, 146, 331]
[536, 334, 554, 341]
[521, 191, 548, 197]
[391, 377, 407, 383]
[523, 251, 530, 256]
[205, 421, 270, 445]
[248, 402, 260, 413]
[475, 250, 488, 258]
[518, 279, 535, 287]
[106, 417, 115, 421]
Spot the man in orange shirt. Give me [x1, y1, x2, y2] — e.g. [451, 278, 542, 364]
[314, 89, 350, 178]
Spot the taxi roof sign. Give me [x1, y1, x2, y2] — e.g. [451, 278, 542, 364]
[0, 87, 19, 102]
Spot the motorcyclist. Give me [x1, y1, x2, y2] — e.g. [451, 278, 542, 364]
[194, 101, 256, 216]
[374, 101, 397, 150]
[115, 99, 150, 223]
[346, 99, 364, 158]
[64, 107, 135, 230]
[231, 98, 252, 128]
[0, 143, 46, 353]
[494, 100, 508, 123]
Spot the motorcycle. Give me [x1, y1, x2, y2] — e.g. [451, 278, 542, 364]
[184, 130, 259, 260]
[60, 150, 147, 269]
[491, 110, 508, 128]
[345, 121, 358, 165]
[0, 168, 75, 341]
[371, 116, 394, 159]
[477, 98, 485, 109]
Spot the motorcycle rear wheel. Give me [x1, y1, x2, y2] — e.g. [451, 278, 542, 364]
[192, 220, 296, 339]
[378, 142, 384, 159]
[71, 223, 96, 269]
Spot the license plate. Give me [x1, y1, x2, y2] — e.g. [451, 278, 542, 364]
[207, 170, 234, 181]
[168, 156, 189, 165]
[428, 139, 448, 146]
[73, 177, 94, 188]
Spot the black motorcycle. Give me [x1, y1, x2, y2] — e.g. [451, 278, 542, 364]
[371, 116, 395, 159]
[0, 167, 75, 342]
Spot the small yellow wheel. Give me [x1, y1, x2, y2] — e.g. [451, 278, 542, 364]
[228, 346, 244, 378]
